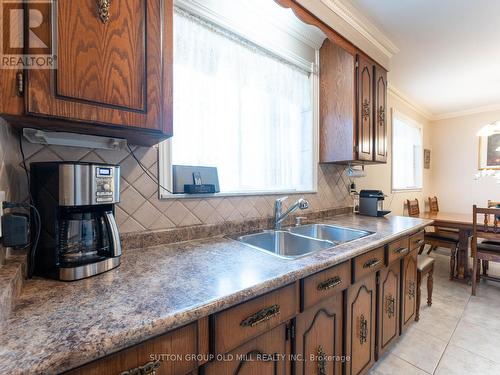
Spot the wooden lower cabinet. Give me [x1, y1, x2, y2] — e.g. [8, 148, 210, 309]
[401, 249, 418, 332]
[295, 293, 343, 375]
[377, 261, 400, 357]
[345, 273, 377, 375]
[202, 324, 290, 375]
[65, 322, 199, 375]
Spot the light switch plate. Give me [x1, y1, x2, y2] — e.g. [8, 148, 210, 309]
[0, 191, 5, 237]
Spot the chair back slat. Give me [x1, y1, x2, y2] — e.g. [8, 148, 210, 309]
[428, 196, 439, 213]
[473, 205, 500, 239]
[406, 199, 420, 217]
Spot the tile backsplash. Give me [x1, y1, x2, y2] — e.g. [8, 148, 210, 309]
[1, 121, 352, 234]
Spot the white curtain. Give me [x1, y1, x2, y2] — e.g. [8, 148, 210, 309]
[172, 9, 314, 193]
[392, 116, 423, 190]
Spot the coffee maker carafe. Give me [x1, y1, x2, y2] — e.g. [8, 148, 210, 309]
[31, 162, 121, 281]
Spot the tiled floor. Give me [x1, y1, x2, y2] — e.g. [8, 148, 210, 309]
[369, 250, 500, 375]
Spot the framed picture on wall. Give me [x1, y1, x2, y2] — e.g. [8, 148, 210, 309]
[479, 133, 500, 169]
[423, 149, 431, 169]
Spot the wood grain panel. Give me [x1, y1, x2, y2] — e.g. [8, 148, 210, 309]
[65, 322, 198, 375]
[352, 246, 385, 283]
[25, 0, 173, 138]
[346, 273, 377, 375]
[378, 262, 400, 357]
[387, 236, 410, 265]
[373, 64, 387, 163]
[356, 54, 374, 162]
[212, 283, 298, 355]
[319, 39, 356, 163]
[295, 294, 343, 375]
[56, 0, 146, 110]
[203, 324, 289, 375]
[301, 260, 350, 311]
[401, 249, 418, 332]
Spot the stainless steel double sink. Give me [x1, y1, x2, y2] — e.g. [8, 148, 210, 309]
[234, 224, 373, 259]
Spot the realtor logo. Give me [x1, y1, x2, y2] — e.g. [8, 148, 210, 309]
[1, 0, 56, 69]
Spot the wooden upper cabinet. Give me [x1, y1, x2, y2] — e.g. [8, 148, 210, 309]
[356, 54, 374, 162]
[3, 0, 173, 146]
[373, 64, 388, 163]
[319, 39, 388, 164]
[319, 39, 356, 163]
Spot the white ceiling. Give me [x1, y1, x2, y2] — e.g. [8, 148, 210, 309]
[350, 0, 500, 119]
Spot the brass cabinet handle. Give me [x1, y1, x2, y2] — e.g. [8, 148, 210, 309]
[385, 294, 395, 318]
[408, 281, 416, 299]
[378, 106, 385, 126]
[415, 239, 425, 246]
[317, 345, 326, 375]
[119, 359, 161, 375]
[362, 99, 370, 121]
[97, 0, 111, 23]
[240, 304, 280, 328]
[395, 247, 409, 254]
[363, 258, 381, 269]
[359, 314, 368, 345]
[317, 276, 342, 291]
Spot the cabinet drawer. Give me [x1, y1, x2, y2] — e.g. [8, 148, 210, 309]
[65, 322, 199, 375]
[211, 283, 297, 355]
[301, 261, 351, 311]
[387, 236, 410, 264]
[353, 246, 385, 282]
[409, 231, 425, 251]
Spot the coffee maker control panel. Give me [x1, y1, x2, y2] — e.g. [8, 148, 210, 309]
[95, 167, 116, 203]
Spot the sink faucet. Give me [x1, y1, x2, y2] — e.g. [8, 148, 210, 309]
[274, 196, 309, 230]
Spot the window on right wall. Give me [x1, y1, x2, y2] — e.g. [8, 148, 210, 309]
[392, 112, 423, 191]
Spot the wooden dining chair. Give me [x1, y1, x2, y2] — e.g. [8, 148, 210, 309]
[480, 201, 500, 277]
[406, 199, 459, 280]
[471, 205, 500, 295]
[428, 196, 439, 213]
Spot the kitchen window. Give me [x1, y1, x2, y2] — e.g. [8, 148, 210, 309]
[392, 112, 423, 191]
[159, 2, 324, 197]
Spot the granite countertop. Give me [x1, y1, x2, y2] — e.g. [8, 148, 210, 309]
[0, 214, 432, 375]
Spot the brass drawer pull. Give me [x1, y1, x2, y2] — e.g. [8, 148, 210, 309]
[359, 314, 368, 344]
[415, 239, 424, 246]
[119, 359, 161, 375]
[97, 0, 111, 24]
[408, 281, 416, 299]
[363, 258, 381, 269]
[395, 247, 408, 254]
[317, 276, 342, 291]
[385, 294, 395, 318]
[317, 345, 327, 375]
[241, 304, 281, 327]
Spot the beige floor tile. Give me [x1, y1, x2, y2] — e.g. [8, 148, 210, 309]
[413, 301, 461, 341]
[389, 326, 448, 374]
[450, 319, 500, 364]
[435, 344, 500, 375]
[368, 353, 429, 375]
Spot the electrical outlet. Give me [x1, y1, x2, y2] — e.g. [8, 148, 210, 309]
[0, 191, 5, 237]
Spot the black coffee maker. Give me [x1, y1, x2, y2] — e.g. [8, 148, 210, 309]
[359, 190, 391, 217]
[30, 162, 121, 281]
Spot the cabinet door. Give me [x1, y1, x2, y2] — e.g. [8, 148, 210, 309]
[356, 55, 374, 162]
[378, 262, 400, 357]
[373, 65, 387, 163]
[295, 294, 343, 375]
[346, 273, 377, 375]
[203, 324, 289, 375]
[401, 249, 418, 332]
[26, 0, 172, 137]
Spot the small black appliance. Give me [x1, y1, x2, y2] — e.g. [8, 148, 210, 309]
[359, 190, 391, 217]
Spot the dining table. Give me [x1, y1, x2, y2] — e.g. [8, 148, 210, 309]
[417, 211, 475, 280]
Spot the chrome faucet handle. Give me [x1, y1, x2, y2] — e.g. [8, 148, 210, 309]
[276, 196, 289, 204]
[298, 198, 309, 209]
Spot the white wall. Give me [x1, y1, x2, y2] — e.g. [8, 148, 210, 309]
[428, 110, 500, 214]
[356, 91, 432, 215]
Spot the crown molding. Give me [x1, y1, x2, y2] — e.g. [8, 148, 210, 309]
[319, 0, 399, 60]
[388, 84, 433, 121]
[431, 103, 500, 121]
